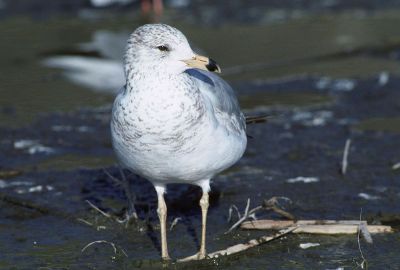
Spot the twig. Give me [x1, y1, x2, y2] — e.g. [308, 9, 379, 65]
[225, 199, 262, 234]
[118, 167, 138, 220]
[86, 200, 111, 218]
[227, 204, 241, 223]
[294, 225, 388, 234]
[81, 240, 128, 257]
[103, 168, 123, 186]
[359, 222, 373, 244]
[241, 219, 392, 234]
[169, 217, 182, 231]
[263, 197, 295, 220]
[82, 240, 117, 254]
[225, 199, 250, 234]
[225, 197, 294, 234]
[341, 138, 351, 175]
[85, 199, 140, 229]
[103, 167, 139, 222]
[178, 226, 297, 262]
[357, 209, 368, 269]
[77, 218, 93, 226]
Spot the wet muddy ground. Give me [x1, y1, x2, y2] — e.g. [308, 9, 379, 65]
[1, 75, 400, 269]
[1, 2, 400, 269]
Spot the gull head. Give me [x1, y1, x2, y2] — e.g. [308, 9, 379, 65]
[124, 24, 221, 76]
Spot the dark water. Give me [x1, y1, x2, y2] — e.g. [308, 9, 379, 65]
[1, 2, 400, 269]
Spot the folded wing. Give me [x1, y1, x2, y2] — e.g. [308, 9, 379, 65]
[185, 69, 246, 133]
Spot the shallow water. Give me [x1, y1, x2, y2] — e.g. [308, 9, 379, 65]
[2, 9, 400, 127]
[1, 3, 400, 270]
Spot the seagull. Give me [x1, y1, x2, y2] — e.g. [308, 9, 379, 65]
[111, 24, 247, 260]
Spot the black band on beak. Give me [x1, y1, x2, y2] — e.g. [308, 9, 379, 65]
[206, 58, 220, 73]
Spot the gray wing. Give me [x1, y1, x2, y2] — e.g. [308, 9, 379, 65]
[185, 69, 246, 132]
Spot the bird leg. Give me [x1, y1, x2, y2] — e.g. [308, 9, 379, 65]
[198, 191, 209, 259]
[156, 187, 170, 260]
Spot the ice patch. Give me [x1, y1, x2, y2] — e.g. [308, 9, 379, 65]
[14, 140, 54, 155]
[16, 185, 54, 194]
[316, 77, 356, 91]
[358, 192, 380, 200]
[0, 179, 33, 188]
[286, 176, 319, 183]
[51, 125, 92, 132]
[0, 179, 54, 194]
[378, 72, 389, 86]
[299, 242, 320, 249]
[51, 125, 73, 132]
[291, 110, 333, 126]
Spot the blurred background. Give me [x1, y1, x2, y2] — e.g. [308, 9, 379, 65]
[1, 1, 400, 269]
[2, 0, 400, 127]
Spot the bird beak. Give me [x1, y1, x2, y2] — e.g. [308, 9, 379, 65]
[182, 54, 221, 73]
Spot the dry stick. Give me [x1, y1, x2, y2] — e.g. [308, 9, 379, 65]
[359, 222, 373, 244]
[118, 166, 138, 220]
[85, 199, 148, 233]
[77, 218, 93, 226]
[242, 219, 371, 228]
[225, 199, 263, 234]
[227, 204, 241, 223]
[178, 226, 297, 262]
[103, 168, 139, 223]
[293, 225, 389, 234]
[225, 197, 294, 234]
[169, 217, 182, 231]
[86, 200, 112, 218]
[85, 199, 120, 226]
[81, 240, 128, 257]
[241, 220, 392, 234]
[357, 209, 368, 269]
[179, 219, 390, 263]
[341, 138, 351, 175]
[263, 197, 295, 220]
[103, 168, 123, 187]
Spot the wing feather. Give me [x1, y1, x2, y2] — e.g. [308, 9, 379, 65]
[185, 69, 246, 132]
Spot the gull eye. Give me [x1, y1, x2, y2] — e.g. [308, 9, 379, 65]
[157, 45, 169, 52]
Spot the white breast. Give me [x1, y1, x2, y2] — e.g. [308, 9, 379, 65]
[111, 79, 247, 184]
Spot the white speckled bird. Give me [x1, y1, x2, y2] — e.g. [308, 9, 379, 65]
[111, 24, 247, 260]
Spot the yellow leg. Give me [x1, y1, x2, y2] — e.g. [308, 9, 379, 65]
[198, 191, 209, 259]
[156, 186, 170, 260]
